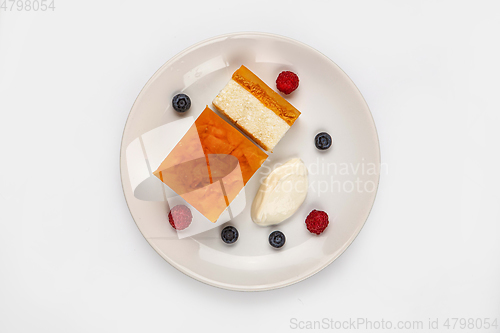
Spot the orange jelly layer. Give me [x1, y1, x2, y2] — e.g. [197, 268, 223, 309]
[153, 106, 268, 222]
[232, 65, 301, 126]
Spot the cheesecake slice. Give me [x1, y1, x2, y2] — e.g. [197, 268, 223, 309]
[213, 65, 301, 152]
[153, 106, 268, 222]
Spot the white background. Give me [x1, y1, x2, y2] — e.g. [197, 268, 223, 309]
[1, 1, 499, 332]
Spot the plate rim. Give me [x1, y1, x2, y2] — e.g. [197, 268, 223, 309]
[120, 31, 381, 292]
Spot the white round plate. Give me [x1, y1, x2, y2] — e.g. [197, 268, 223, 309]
[120, 32, 380, 291]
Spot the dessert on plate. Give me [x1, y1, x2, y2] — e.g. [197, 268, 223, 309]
[213, 65, 301, 152]
[153, 66, 315, 238]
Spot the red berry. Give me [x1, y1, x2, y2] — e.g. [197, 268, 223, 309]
[305, 210, 329, 235]
[168, 205, 193, 230]
[276, 71, 299, 94]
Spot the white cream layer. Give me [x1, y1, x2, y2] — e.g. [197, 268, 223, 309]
[251, 158, 308, 226]
[213, 79, 290, 151]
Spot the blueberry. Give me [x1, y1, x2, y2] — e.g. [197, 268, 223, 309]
[221, 226, 239, 244]
[315, 132, 332, 150]
[269, 231, 286, 249]
[172, 93, 191, 113]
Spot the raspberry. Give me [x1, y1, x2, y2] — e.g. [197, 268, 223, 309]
[168, 205, 193, 230]
[276, 71, 299, 94]
[305, 210, 329, 235]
